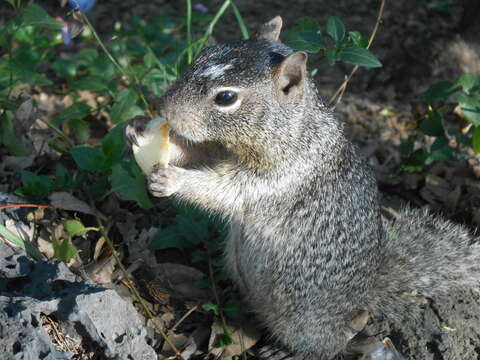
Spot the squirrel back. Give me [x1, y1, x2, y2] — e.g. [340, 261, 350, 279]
[127, 16, 480, 360]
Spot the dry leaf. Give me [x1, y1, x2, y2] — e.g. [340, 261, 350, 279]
[49, 192, 106, 220]
[153, 263, 209, 300]
[83, 256, 116, 284]
[208, 319, 260, 357]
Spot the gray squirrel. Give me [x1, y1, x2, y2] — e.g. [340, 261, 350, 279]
[126, 16, 480, 360]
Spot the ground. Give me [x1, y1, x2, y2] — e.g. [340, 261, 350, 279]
[1, 0, 480, 359]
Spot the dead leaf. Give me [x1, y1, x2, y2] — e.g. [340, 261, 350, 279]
[15, 97, 36, 132]
[49, 192, 106, 220]
[1, 155, 36, 173]
[82, 256, 116, 284]
[153, 263, 210, 300]
[208, 319, 260, 357]
[180, 327, 211, 360]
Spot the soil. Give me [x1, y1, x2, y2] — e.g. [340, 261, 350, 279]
[2, 0, 480, 359]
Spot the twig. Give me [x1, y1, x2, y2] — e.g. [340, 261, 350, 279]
[170, 304, 200, 332]
[328, 0, 386, 108]
[94, 215, 184, 360]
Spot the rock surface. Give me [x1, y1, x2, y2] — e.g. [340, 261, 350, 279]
[0, 242, 156, 360]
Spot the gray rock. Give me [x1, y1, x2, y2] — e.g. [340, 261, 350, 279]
[0, 242, 156, 360]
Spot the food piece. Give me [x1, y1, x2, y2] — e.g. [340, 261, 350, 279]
[132, 117, 170, 174]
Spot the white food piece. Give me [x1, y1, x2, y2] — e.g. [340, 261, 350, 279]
[132, 117, 170, 174]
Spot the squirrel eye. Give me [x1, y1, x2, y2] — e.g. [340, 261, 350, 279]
[214, 91, 238, 106]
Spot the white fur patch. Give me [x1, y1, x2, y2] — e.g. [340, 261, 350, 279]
[199, 64, 233, 79]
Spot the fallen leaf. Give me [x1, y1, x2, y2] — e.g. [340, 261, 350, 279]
[49, 192, 106, 220]
[208, 319, 260, 357]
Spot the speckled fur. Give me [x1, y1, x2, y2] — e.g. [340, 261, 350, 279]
[133, 18, 480, 360]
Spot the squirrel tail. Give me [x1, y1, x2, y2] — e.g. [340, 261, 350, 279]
[369, 206, 480, 318]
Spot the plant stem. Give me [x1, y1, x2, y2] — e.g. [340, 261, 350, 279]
[186, 0, 193, 64]
[95, 215, 184, 359]
[195, 0, 232, 57]
[231, 1, 249, 40]
[328, 0, 386, 108]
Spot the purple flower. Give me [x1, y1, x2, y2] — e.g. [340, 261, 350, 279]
[56, 17, 72, 45]
[193, 3, 208, 13]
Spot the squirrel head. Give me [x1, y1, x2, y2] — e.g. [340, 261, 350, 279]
[159, 17, 326, 168]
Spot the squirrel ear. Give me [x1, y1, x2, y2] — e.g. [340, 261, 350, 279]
[274, 51, 308, 102]
[255, 16, 283, 42]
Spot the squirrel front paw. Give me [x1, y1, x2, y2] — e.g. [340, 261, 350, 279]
[148, 165, 186, 197]
[125, 115, 151, 147]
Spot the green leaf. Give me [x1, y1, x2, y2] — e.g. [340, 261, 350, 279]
[64, 220, 87, 237]
[52, 59, 78, 79]
[283, 17, 324, 53]
[110, 89, 140, 124]
[54, 164, 73, 191]
[110, 161, 153, 208]
[16, 170, 53, 200]
[400, 149, 429, 173]
[336, 47, 382, 68]
[74, 48, 99, 66]
[0, 225, 43, 260]
[69, 76, 109, 91]
[70, 119, 91, 143]
[326, 16, 345, 44]
[22, 3, 62, 30]
[70, 146, 108, 172]
[472, 127, 480, 154]
[53, 102, 91, 125]
[325, 49, 336, 66]
[202, 302, 220, 316]
[102, 123, 127, 166]
[176, 213, 209, 245]
[348, 31, 368, 47]
[457, 93, 480, 126]
[423, 81, 459, 104]
[149, 227, 186, 250]
[419, 111, 444, 136]
[456, 74, 480, 94]
[52, 236, 78, 262]
[219, 334, 233, 347]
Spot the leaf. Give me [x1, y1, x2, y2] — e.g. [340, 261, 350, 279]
[53, 102, 90, 125]
[0, 224, 43, 260]
[70, 146, 108, 172]
[348, 31, 368, 47]
[110, 89, 140, 124]
[102, 123, 127, 166]
[472, 127, 480, 154]
[49, 192, 100, 217]
[456, 74, 480, 94]
[110, 161, 153, 209]
[149, 227, 187, 250]
[16, 170, 53, 200]
[326, 16, 345, 44]
[419, 111, 444, 136]
[457, 93, 480, 126]
[336, 47, 382, 68]
[64, 220, 87, 237]
[176, 213, 209, 245]
[22, 3, 63, 30]
[52, 236, 78, 262]
[69, 76, 109, 91]
[325, 49, 336, 66]
[70, 118, 91, 143]
[283, 17, 324, 53]
[202, 302, 220, 316]
[424, 81, 459, 104]
[53, 164, 73, 191]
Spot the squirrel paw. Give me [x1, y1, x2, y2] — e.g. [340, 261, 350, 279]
[125, 115, 151, 147]
[148, 165, 186, 197]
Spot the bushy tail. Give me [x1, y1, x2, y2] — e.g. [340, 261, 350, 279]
[368, 206, 480, 318]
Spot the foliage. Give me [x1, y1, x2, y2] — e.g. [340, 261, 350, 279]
[400, 74, 480, 172]
[283, 16, 381, 68]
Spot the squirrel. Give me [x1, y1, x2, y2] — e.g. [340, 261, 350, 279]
[125, 16, 480, 360]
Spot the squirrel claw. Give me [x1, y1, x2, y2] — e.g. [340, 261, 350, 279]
[125, 115, 151, 147]
[148, 165, 185, 197]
